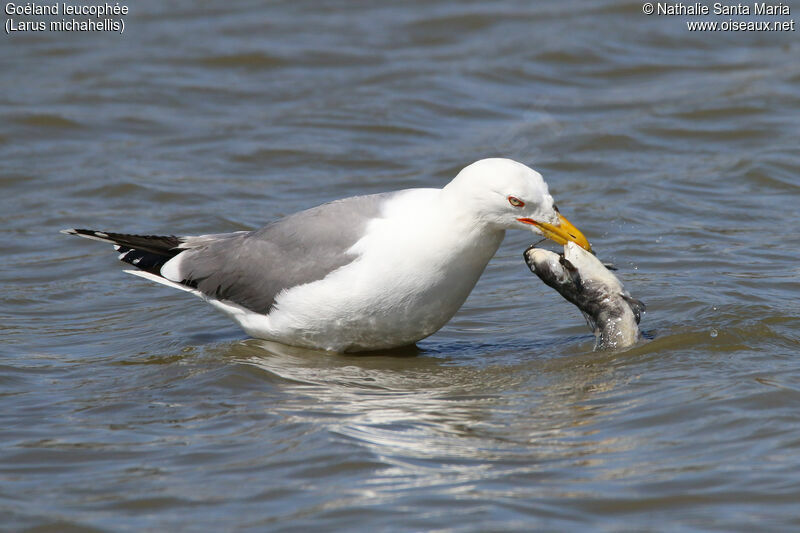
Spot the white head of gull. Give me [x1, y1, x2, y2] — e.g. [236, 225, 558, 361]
[62, 158, 591, 352]
[441, 158, 586, 239]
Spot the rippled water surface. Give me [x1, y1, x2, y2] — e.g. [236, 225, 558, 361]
[3, 0, 800, 530]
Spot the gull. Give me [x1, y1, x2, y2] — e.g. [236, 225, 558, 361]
[63, 158, 591, 352]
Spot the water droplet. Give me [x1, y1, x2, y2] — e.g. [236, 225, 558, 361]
[710, 329, 718, 338]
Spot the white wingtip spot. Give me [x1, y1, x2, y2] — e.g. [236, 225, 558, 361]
[64, 230, 116, 244]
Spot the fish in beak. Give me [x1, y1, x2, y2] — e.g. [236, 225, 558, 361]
[524, 241, 645, 350]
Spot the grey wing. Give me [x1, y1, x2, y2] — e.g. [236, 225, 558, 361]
[162, 192, 393, 313]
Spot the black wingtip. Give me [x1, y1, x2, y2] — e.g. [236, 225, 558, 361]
[62, 228, 99, 237]
[60, 228, 117, 244]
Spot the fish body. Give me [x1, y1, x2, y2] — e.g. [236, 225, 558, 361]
[524, 241, 645, 350]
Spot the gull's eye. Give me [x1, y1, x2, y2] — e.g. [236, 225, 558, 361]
[507, 196, 525, 208]
[553, 203, 561, 213]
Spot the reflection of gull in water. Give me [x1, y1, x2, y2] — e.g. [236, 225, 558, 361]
[222, 340, 635, 473]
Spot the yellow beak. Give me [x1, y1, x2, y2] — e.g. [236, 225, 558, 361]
[517, 213, 592, 252]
